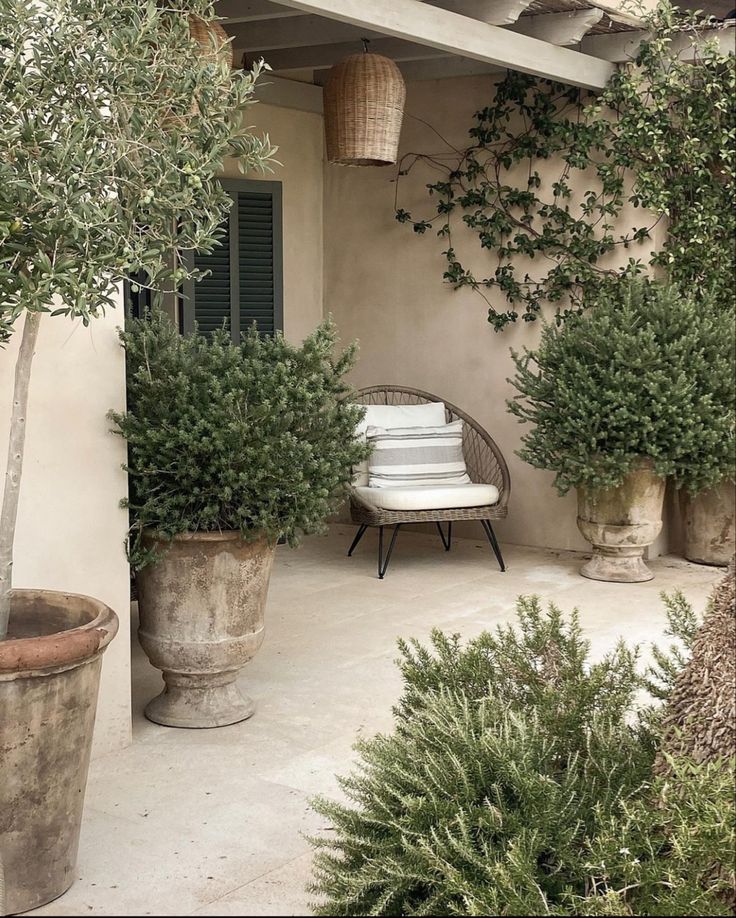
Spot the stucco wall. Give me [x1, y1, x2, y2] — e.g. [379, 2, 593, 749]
[325, 74, 664, 553]
[222, 102, 324, 344]
[0, 301, 131, 756]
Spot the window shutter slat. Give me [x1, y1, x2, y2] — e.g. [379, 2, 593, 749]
[193, 218, 231, 336]
[238, 191, 276, 336]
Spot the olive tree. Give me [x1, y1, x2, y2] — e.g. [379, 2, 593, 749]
[0, 0, 275, 638]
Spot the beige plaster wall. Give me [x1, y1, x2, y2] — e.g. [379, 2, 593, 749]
[0, 302, 131, 757]
[221, 102, 324, 344]
[325, 74, 663, 553]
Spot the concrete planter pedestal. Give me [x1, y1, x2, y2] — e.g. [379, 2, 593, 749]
[577, 462, 666, 582]
[680, 480, 736, 567]
[137, 531, 274, 729]
[0, 590, 118, 915]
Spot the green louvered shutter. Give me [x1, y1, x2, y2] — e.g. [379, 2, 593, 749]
[238, 191, 278, 336]
[184, 180, 283, 340]
[192, 216, 232, 336]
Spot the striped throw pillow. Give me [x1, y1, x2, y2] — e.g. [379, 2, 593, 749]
[366, 420, 471, 489]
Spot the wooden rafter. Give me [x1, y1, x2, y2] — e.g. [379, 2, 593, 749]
[250, 38, 447, 72]
[425, 0, 534, 26]
[215, 0, 308, 23]
[511, 9, 605, 46]
[582, 21, 735, 61]
[267, 0, 615, 89]
[227, 15, 380, 52]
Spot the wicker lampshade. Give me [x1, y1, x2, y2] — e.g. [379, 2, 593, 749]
[188, 15, 233, 70]
[324, 52, 406, 166]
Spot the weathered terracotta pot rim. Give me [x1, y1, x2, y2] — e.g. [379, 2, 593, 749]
[0, 589, 118, 677]
[142, 528, 270, 545]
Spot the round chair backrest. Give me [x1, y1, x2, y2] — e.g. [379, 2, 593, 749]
[353, 385, 509, 499]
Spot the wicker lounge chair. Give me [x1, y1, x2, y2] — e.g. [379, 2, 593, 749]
[347, 385, 511, 578]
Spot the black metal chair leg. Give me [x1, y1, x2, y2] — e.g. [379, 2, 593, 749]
[347, 524, 368, 557]
[436, 521, 452, 551]
[378, 524, 401, 579]
[481, 520, 506, 572]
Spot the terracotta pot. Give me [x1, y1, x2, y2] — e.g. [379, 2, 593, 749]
[577, 461, 666, 582]
[0, 590, 118, 915]
[136, 531, 274, 729]
[680, 480, 736, 567]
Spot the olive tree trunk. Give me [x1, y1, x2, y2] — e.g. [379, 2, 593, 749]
[0, 312, 41, 640]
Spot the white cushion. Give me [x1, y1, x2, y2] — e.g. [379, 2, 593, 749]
[352, 401, 447, 486]
[354, 483, 499, 512]
[366, 420, 471, 488]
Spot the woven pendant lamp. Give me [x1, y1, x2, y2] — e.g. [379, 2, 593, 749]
[324, 43, 406, 167]
[188, 15, 233, 70]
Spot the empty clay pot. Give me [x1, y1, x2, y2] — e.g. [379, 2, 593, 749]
[136, 531, 274, 729]
[577, 461, 666, 582]
[0, 590, 118, 914]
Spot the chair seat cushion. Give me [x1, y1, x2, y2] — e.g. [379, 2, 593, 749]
[354, 483, 500, 512]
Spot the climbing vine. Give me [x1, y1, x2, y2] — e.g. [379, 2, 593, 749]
[598, 2, 735, 308]
[395, 2, 735, 331]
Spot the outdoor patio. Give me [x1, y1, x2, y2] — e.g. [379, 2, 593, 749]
[30, 525, 721, 918]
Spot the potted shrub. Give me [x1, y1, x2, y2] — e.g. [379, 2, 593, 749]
[0, 0, 272, 911]
[110, 313, 368, 729]
[508, 279, 735, 582]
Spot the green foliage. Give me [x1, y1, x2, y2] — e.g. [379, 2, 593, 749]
[394, 598, 640, 737]
[0, 0, 274, 342]
[645, 591, 700, 702]
[109, 312, 369, 564]
[395, 2, 735, 330]
[596, 1, 736, 310]
[396, 73, 649, 330]
[310, 596, 735, 916]
[507, 279, 736, 494]
[572, 757, 735, 916]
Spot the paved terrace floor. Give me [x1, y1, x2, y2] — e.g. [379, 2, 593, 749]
[32, 524, 721, 917]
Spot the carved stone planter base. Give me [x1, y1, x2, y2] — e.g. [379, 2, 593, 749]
[577, 462, 665, 584]
[145, 672, 256, 729]
[580, 550, 654, 583]
[137, 530, 274, 731]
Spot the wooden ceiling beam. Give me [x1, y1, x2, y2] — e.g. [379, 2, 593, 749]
[251, 38, 447, 72]
[424, 0, 533, 26]
[225, 14, 382, 52]
[269, 0, 615, 89]
[510, 9, 605, 46]
[214, 0, 308, 24]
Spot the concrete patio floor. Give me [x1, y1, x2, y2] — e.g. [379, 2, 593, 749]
[31, 524, 722, 917]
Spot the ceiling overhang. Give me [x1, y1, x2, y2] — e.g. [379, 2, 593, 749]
[216, 0, 733, 96]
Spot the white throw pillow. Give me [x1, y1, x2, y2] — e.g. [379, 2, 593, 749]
[366, 420, 471, 489]
[352, 401, 447, 486]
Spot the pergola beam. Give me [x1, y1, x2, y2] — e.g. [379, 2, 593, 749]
[227, 15, 381, 52]
[582, 22, 735, 61]
[425, 0, 533, 26]
[268, 0, 616, 90]
[586, 0, 655, 28]
[511, 9, 605, 46]
[215, 0, 308, 23]
[384, 56, 501, 82]
[253, 38, 447, 72]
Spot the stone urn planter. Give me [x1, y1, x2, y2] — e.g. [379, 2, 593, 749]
[577, 462, 666, 583]
[136, 531, 274, 729]
[680, 480, 736, 567]
[0, 590, 118, 915]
